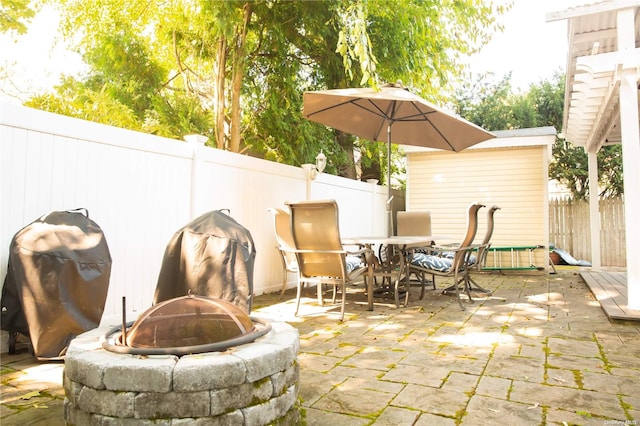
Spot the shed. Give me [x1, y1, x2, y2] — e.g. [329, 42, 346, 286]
[402, 126, 556, 271]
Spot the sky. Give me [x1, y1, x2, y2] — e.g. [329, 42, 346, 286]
[0, 1, 588, 104]
[0, 5, 86, 104]
[466, 0, 587, 91]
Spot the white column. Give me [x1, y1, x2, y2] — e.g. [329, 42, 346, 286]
[301, 164, 315, 200]
[367, 179, 379, 234]
[617, 8, 640, 310]
[587, 150, 601, 270]
[184, 134, 208, 219]
[620, 71, 640, 310]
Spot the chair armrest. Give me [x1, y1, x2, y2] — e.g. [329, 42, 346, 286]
[292, 248, 373, 256]
[291, 249, 348, 254]
[345, 247, 373, 257]
[428, 244, 467, 252]
[424, 244, 477, 258]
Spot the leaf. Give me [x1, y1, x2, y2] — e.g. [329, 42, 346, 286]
[20, 391, 41, 400]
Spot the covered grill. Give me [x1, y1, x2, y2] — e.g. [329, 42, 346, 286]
[153, 210, 255, 313]
[1, 209, 111, 360]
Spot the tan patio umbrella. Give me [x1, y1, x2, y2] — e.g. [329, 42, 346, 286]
[303, 81, 495, 233]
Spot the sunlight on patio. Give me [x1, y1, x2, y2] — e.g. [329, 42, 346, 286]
[430, 331, 515, 347]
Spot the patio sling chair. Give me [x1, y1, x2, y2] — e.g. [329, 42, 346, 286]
[397, 211, 432, 237]
[408, 202, 485, 310]
[440, 204, 500, 296]
[397, 210, 436, 298]
[466, 205, 501, 294]
[267, 207, 299, 298]
[286, 200, 371, 321]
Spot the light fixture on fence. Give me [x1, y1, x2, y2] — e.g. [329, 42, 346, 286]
[301, 150, 327, 181]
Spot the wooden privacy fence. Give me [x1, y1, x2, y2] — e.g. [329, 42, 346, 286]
[549, 196, 626, 267]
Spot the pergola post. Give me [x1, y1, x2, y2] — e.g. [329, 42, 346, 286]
[587, 151, 601, 271]
[617, 7, 640, 310]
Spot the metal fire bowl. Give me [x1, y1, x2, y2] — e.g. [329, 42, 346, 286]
[101, 317, 271, 356]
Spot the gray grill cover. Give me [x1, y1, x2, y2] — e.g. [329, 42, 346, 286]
[1, 209, 111, 360]
[153, 210, 255, 313]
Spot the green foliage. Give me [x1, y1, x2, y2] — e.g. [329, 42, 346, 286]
[454, 72, 517, 130]
[1, 0, 35, 35]
[454, 71, 623, 199]
[25, 0, 508, 185]
[82, 31, 166, 118]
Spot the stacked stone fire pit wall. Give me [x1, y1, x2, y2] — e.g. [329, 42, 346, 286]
[63, 321, 300, 425]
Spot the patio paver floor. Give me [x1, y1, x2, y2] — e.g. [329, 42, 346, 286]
[1, 269, 639, 425]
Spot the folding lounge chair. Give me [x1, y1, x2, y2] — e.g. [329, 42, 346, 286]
[267, 207, 299, 298]
[408, 203, 485, 310]
[286, 200, 371, 321]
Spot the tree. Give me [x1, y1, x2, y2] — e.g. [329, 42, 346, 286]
[1, 0, 35, 35]
[453, 71, 623, 199]
[26, 0, 509, 185]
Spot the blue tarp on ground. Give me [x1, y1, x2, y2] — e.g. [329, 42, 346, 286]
[550, 243, 592, 267]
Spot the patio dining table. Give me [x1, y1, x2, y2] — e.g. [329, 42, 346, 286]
[342, 235, 444, 310]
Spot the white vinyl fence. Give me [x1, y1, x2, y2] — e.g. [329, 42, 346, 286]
[0, 104, 401, 324]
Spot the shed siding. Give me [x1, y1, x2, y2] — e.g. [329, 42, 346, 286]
[406, 145, 549, 270]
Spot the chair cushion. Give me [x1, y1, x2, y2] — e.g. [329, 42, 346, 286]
[346, 255, 363, 273]
[439, 251, 477, 265]
[410, 253, 452, 272]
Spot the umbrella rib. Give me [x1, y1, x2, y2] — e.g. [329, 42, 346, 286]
[304, 99, 362, 118]
[307, 98, 391, 121]
[425, 119, 456, 151]
[406, 101, 458, 151]
[369, 99, 397, 141]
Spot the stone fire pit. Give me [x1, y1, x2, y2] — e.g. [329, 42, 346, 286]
[63, 320, 300, 424]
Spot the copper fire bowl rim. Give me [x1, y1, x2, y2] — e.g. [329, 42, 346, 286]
[100, 316, 272, 356]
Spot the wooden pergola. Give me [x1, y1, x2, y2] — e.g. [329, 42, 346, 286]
[547, 1, 640, 311]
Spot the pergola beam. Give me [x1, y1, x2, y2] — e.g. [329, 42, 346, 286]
[546, 0, 640, 22]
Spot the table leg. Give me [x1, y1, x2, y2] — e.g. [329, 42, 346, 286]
[401, 250, 412, 307]
[394, 249, 413, 308]
[366, 245, 374, 311]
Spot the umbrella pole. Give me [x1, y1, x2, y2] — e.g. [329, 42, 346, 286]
[386, 122, 393, 237]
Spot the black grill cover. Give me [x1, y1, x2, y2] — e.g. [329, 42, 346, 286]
[153, 210, 255, 313]
[1, 209, 111, 360]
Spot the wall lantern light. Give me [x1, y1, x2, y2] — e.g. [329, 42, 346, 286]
[301, 150, 327, 180]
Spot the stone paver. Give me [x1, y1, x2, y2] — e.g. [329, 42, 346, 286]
[463, 394, 543, 425]
[393, 383, 468, 418]
[509, 381, 627, 419]
[311, 377, 400, 417]
[373, 406, 421, 425]
[2, 270, 640, 425]
[475, 374, 512, 399]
